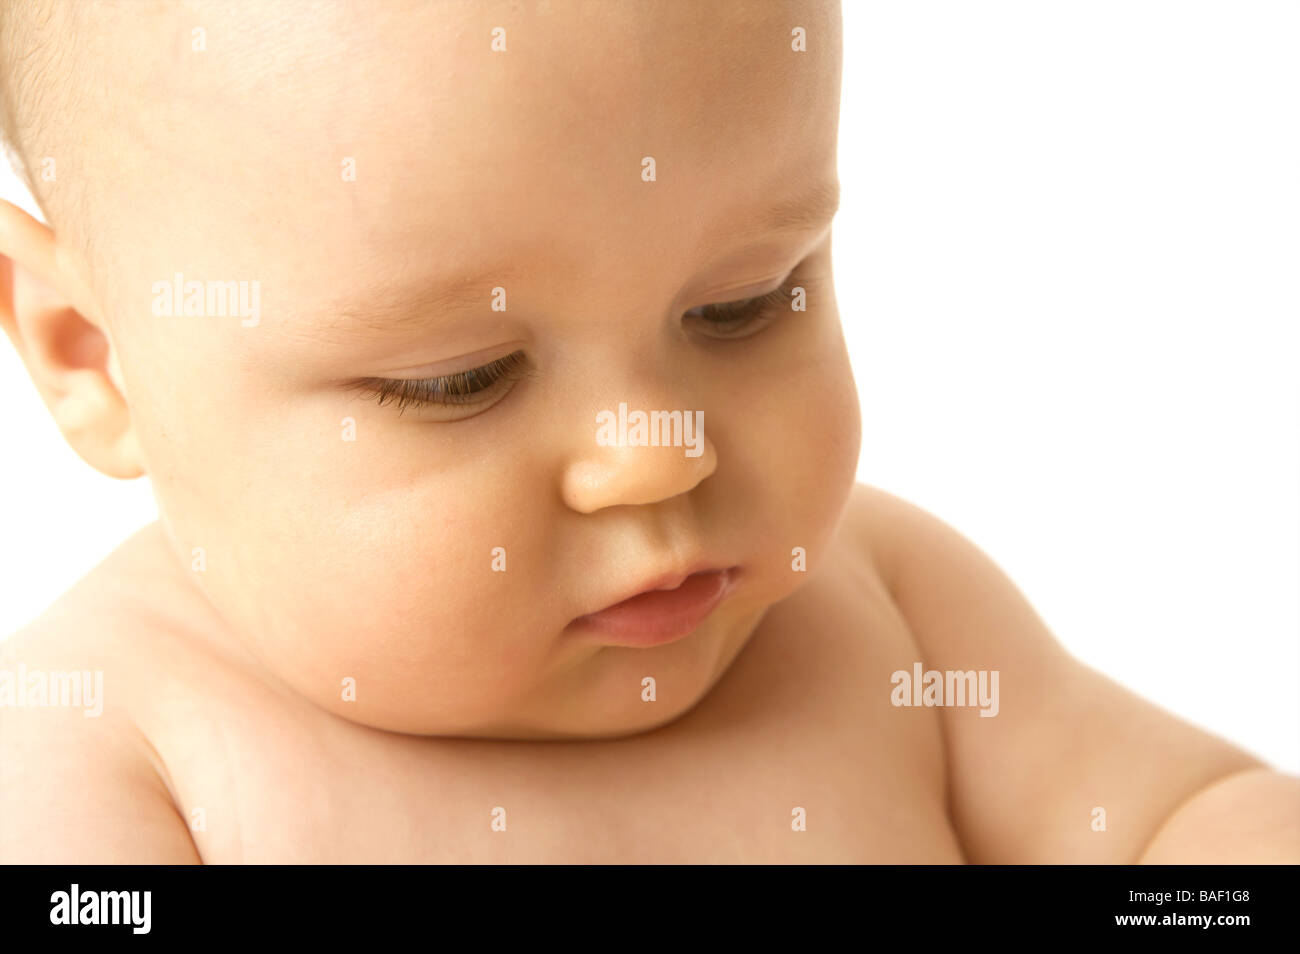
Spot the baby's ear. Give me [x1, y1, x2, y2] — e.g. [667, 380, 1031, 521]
[0, 200, 144, 479]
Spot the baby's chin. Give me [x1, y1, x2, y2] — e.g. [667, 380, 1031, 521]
[248, 595, 778, 741]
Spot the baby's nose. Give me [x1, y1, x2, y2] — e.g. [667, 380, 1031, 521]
[561, 410, 717, 513]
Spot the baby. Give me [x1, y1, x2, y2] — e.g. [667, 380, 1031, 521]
[0, 0, 1295, 864]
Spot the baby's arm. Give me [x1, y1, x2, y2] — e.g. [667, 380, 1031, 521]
[1131, 766, 1299, 863]
[853, 483, 1298, 864]
[0, 634, 201, 864]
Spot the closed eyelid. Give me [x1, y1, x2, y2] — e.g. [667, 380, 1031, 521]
[374, 343, 530, 380]
[699, 265, 800, 304]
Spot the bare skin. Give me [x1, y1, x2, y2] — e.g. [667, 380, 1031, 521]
[2, 482, 1293, 863]
[0, 1, 1296, 862]
[3, 485, 955, 863]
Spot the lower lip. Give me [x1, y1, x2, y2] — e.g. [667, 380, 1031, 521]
[569, 569, 737, 648]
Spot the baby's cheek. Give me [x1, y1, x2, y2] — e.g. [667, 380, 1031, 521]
[220, 470, 552, 729]
[746, 337, 860, 565]
[806, 365, 862, 546]
[139, 373, 555, 730]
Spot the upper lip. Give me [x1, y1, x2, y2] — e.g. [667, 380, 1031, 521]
[578, 561, 733, 617]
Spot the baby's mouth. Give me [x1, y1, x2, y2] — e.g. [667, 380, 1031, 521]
[567, 567, 738, 648]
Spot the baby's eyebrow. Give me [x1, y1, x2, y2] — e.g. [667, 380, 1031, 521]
[328, 179, 839, 336]
[731, 178, 841, 244]
[330, 269, 519, 336]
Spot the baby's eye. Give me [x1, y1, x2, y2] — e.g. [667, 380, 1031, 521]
[348, 349, 530, 418]
[682, 277, 801, 340]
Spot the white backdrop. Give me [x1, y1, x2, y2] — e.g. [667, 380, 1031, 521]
[1, 1, 1296, 771]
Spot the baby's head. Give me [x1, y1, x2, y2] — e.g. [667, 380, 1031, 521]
[0, 0, 859, 739]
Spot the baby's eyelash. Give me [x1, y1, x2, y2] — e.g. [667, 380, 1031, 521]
[348, 349, 531, 413]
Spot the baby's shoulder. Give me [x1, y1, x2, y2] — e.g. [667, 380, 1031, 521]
[0, 527, 207, 862]
[2, 522, 216, 711]
[0, 628, 201, 862]
[837, 480, 935, 590]
[1, 537, 161, 721]
[833, 481, 1270, 863]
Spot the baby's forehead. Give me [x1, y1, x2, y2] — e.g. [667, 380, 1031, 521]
[18, 1, 840, 317]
